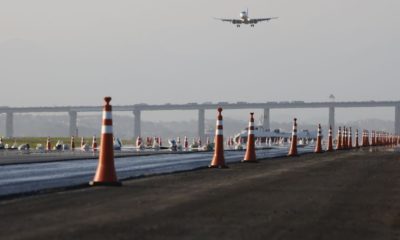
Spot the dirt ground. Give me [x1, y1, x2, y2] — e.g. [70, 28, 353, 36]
[1, 148, 400, 240]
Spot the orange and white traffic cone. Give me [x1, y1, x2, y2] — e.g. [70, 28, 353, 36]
[136, 136, 141, 148]
[46, 137, 51, 151]
[327, 125, 333, 151]
[184, 136, 189, 150]
[342, 127, 348, 150]
[348, 127, 353, 149]
[355, 129, 359, 148]
[90, 97, 121, 186]
[336, 127, 342, 150]
[70, 136, 75, 151]
[361, 130, 366, 147]
[288, 118, 298, 157]
[366, 130, 370, 146]
[314, 124, 323, 153]
[92, 135, 97, 152]
[242, 112, 257, 162]
[371, 131, 376, 146]
[209, 108, 227, 168]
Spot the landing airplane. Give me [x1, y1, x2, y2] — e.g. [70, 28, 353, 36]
[215, 9, 278, 27]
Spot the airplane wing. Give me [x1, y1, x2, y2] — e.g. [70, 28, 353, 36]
[248, 17, 278, 24]
[214, 18, 243, 24]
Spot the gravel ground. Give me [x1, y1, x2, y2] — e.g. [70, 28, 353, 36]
[1, 147, 400, 240]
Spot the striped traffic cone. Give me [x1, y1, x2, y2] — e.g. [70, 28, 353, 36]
[227, 137, 231, 149]
[90, 97, 121, 186]
[348, 127, 353, 149]
[136, 136, 142, 148]
[46, 137, 51, 151]
[242, 112, 257, 163]
[209, 108, 227, 168]
[314, 124, 323, 153]
[288, 118, 298, 157]
[361, 130, 366, 147]
[355, 129, 359, 148]
[371, 131, 376, 146]
[342, 127, 348, 150]
[184, 136, 189, 150]
[336, 127, 342, 150]
[70, 136, 75, 151]
[327, 125, 333, 151]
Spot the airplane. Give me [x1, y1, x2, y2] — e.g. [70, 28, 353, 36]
[215, 9, 278, 27]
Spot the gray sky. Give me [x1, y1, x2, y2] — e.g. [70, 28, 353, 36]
[0, 0, 399, 122]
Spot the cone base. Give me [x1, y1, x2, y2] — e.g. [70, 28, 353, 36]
[208, 165, 229, 169]
[241, 159, 258, 163]
[89, 181, 122, 187]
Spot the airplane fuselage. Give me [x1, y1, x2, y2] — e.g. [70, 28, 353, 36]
[240, 11, 250, 23]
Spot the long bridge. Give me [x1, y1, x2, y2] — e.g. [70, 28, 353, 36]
[1, 101, 400, 139]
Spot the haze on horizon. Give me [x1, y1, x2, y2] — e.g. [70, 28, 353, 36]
[0, 0, 399, 122]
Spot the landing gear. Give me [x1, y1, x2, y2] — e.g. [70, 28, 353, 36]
[251, 24, 255, 27]
[236, 24, 241, 28]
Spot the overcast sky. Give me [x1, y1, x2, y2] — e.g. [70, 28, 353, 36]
[0, 0, 399, 122]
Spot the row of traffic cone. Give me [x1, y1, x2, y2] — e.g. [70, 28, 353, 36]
[44, 136, 98, 152]
[90, 101, 400, 186]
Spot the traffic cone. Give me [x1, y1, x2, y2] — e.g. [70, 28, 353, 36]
[70, 136, 75, 151]
[46, 137, 51, 151]
[361, 130, 366, 147]
[314, 124, 323, 153]
[348, 127, 353, 149]
[371, 131, 375, 146]
[92, 135, 97, 152]
[336, 127, 342, 150]
[366, 130, 370, 146]
[90, 97, 121, 186]
[209, 108, 227, 168]
[342, 127, 348, 150]
[242, 112, 257, 162]
[327, 125, 333, 151]
[136, 136, 142, 148]
[184, 136, 189, 150]
[355, 129, 359, 148]
[226, 137, 231, 148]
[288, 118, 298, 157]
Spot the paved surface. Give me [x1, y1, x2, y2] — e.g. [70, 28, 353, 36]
[0, 146, 314, 197]
[1, 147, 400, 240]
[0, 149, 178, 166]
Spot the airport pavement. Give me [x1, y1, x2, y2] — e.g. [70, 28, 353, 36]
[1, 148, 400, 240]
[0, 149, 196, 166]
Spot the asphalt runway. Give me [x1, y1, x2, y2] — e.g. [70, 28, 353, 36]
[0, 147, 399, 240]
[0, 145, 315, 198]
